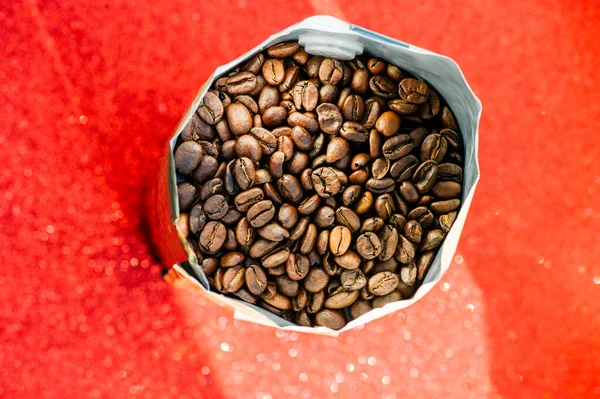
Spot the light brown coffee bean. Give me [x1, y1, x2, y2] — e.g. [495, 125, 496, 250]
[356, 232, 382, 260]
[325, 287, 359, 309]
[368, 271, 399, 296]
[329, 226, 352, 256]
[304, 268, 330, 293]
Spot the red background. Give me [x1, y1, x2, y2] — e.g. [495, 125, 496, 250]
[2, 1, 600, 398]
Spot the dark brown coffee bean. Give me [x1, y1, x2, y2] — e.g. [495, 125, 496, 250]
[189, 204, 207, 234]
[351, 69, 370, 95]
[399, 181, 419, 204]
[265, 150, 283, 179]
[369, 129, 383, 159]
[304, 268, 330, 293]
[307, 290, 326, 314]
[315, 309, 346, 330]
[420, 133, 448, 163]
[342, 185, 362, 207]
[257, 222, 289, 242]
[416, 251, 435, 280]
[375, 111, 401, 137]
[258, 85, 280, 113]
[174, 141, 203, 174]
[399, 78, 429, 104]
[262, 247, 291, 269]
[354, 190, 373, 214]
[440, 106, 458, 130]
[370, 75, 397, 98]
[440, 128, 462, 150]
[201, 258, 219, 276]
[279, 66, 300, 92]
[378, 225, 398, 261]
[368, 271, 399, 296]
[311, 167, 341, 198]
[382, 134, 413, 160]
[226, 102, 252, 136]
[389, 155, 418, 182]
[317, 84, 337, 104]
[275, 275, 299, 297]
[275, 135, 293, 161]
[407, 206, 434, 229]
[419, 89, 440, 119]
[234, 187, 263, 212]
[432, 181, 462, 199]
[392, 192, 409, 216]
[323, 196, 338, 209]
[341, 94, 365, 122]
[291, 47, 308, 65]
[289, 216, 309, 241]
[242, 53, 264, 75]
[192, 155, 219, 184]
[222, 265, 245, 293]
[234, 135, 262, 163]
[300, 223, 317, 254]
[367, 58, 386, 74]
[373, 257, 398, 274]
[215, 119, 232, 142]
[437, 163, 463, 183]
[177, 182, 197, 212]
[181, 114, 216, 142]
[262, 106, 287, 128]
[407, 127, 428, 148]
[315, 103, 343, 135]
[330, 226, 352, 256]
[276, 203, 298, 229]
[249, 238, 278, 258]
[361, 217, 384, 233]
[366, 177, 395, 194]
[323, 137, 348, 164]
[386, 64, 404, 81]
[254, 169, 272, 185]
[362, 98, 381, 129]
[198, 221, 226, 254]
[223, 228, 238, 251]
[297, 194, 321, 215]
[396, 234, 416, 264]
[233, 157, 255, 190]
[295, 310, 311, 326]
[287, 111, 319, 134]
[235, 217, 255, 246]
[199, 178, 223, 201]
[404, 220, 423, 243]
[247, 200, 275, 228]
[197, 92, 224, 125]
[439, 211, 457, 233]
[388, 98, 419, 115]
[220, 140, 236, 160]
[370, 157, 388, 180]
[305, 55, 324, 77]
[286, 253, 310, 281]
[277, 174, 303, 204]
[314, 206, 335, 229]
[335, 207, 360, 232]
[213, 268, 225, 292]
[374, 193, 395, 220]
[356, 232, 382, 260]
[226, 72, 257, 95]
[262, 59, 285, 85]
[372, 290, 402, 308]
[204, 194, 228, 220]
[412, 160, 438, 193]
[319, 58, 344, 85]
[340, 121, 369, 143]
[268, 42, 300, 58]
[350, 299, 373, 319]
[334, 250, 361, 270]
[316, 230, 330, 255]
[360, 286, 374, 300]
[234, 287, 258, 304]
[420, 229, 445, 251]
[341, 269, 367, 292]
[288, 126, 311, 152]
[325, 287, 359, 309]
[292, 80, 319, 111]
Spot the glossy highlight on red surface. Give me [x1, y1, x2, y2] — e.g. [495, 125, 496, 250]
[1, 1, 600, 398]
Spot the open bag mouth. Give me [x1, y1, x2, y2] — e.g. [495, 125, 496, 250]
[150, 15, 482, 335]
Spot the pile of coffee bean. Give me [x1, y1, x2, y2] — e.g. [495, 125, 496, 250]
[173, 41, 463, 330]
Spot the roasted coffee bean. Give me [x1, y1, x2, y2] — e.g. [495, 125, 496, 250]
[368, 271, 399, 296]
[312, 167, 342, 198]
[181, 114, 216, 141]
[267, 41, 299, 58]
[382, 134, 413, 160]
[342, 185, 362, 207]
[275, 275, 299, 297]
[174, 141, 203, 174]
[363, 99, 381, 130]
[235, 217, 255, 246]
[235, 135, 262, 162]
[378, 225, 398, 261]
[223, 228, 238, 251]
[304, 268, 330, 293]
[287, 111, 319, 134]
[407, 206, 434, 229]
[316, 230, 330, 255]
[257, 222, 289, 242]
[189, 204, 207, 235]
[220, 140, 237, 160]
[396, 234, 416, 264]
[366, 177, 395, 194]
[274, 203, 297, 230]
[341, 269, 367, 292]
[439, 211, 458, 233]
[375, 111, 401, 137]
[292, 80, 319, 111]
[354, 190, 373, 214]
[226, 72, 257, 95]
[367, 58, 386, 74]
[254, 169, 272, 185]
[263, 106, 287, 128]
[233, 157, 255, 190]
[370, 75, 397, 98]
[408, 127, 429, 148]
[299, 224, 318, 254]
[204, 194, 228, 220]
[335, 207, 360, 232]
[325, 137, 349, 164]
[277, 136, 294, 161]
[330, 226, 352, 256]
[277, 174, 303, 204]
[201, 258, 219, 277]
[316, 103, 343, 134]
[262, 247, 291, 268]
[361, 217, 384, 233]
[288, 150, 308, 176]
[318, 84, 338, 104]
[279, 66, 300, 92]
[350, 299, 373, 319]
[420, 229, 445, 251]
[325, 287, 359, 309]
[286, 253, 310, 281]
[404, 220, 423, 244]
[437, 163, 463, 183]
[319, 58, 344, 85]
[399, 181, 419, 204]
[340, 121, 369, 142]
[412, 160, 438, 193]
[315, 309, 346, 329]
[399, 262, 417, 286]
[177, 213, 190, 238]
[227, 102, 253, 136]
[249, 238, 278, 258]
[372, 290, 402, 308]
[222, 265, 245, 293]
[247, 200, 275, 228]
[177, 182, 197, 211]
[371, 157, 390, 180]
[234, 287, 258, 304]
[314, 206, 335, 228]
[234, 187, 263, 212]
[399, 78, 429, 104]
[292, 287, 309, 311]
[199, 178, 223, 200]
[351, 68, 370, 95]
[198, 92, 224, 125]
[440, 106, 458, 130]
[262, 59, 285, 85]
[373, 257, 398, 274]
[192, 155, 219, 184]
[432, 181, 462, 199]
[261, 292, 291, 310]
[297, 194, 321, 215]
[388, 98, 419, 115]
[341, 94, 365, 122]
[242, 53, 265, 75]
[258, 85, 280, 113]
[420, 133, 447, 163]
[374, 194, 395, 220]
[334, 250, 361, 270]
[199, 221, 226, 254]
[289, 216, 310, 241]
[356, 232, 382, 260]
[420, 89, 440, 119]
[440, 128, 462, 150]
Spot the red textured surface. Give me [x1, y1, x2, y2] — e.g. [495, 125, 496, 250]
[2, 1, 600, 398]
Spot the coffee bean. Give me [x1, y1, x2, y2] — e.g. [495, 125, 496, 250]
[412, 160, 438, 193]
[375, 111, 401, 137]
[247, 200, 275, 228]
[369, 129, 383, 159]
[304, 268, 330, 293]
[242, 53, 264, 75]
[404, 220, 423, 243]
[371, 158, 390, 180]
[226, 72, 257, 95]
[262, 106, 287, 128]
[342, 185, 362, 207]
[399, 181, 419, 204]
[261, 292, 291, 310]
[249, 238, 278, 258]
[351, 69, 370, 95]
[222, 265, 245, 293]
[368, 271, 399, 296]
[325, 287, 359, 309]
[407, 206, 434, 229]
[341, 94, 365, 122]
[330, 226, 352, 256]
[300, 224, 318, 254]
[174, 141, 203, 174]
[279, 66, 299, 92]
[372, 290, 402, 308]
[432, 181, 462, 199]
[356, 232, 382, 260]
[287, 111, 319, 134]
[262, 247, 291, 269]
[267, 41, 299, 58]
[181, 114, 216, 142]
[234, 187, 263, 212]
[350, 299, 372, 319]
[420, 89, 440, 119]
[258, 85, 279, 113]
[334, 250, 361, 270]
[367, 58, 386, 74]
[233, 157, 255, 190]
[378, 225, 398, 261]
[361, 217, 384, 233]
[316, 230, 330, 255]
[262, 59, 285, 86]
[335, 206, 360, 232]
[440, 106, 458, 130]
[354, 190, 373, 214]
[440, 128, 462, 150]
[399, 262, 417, 286]
[289, 126, 312, 152]
[439, 211, 457, 233]
[198, 92, 224, 125]
[340, 121, 369, 143]
[277, 174, 303, 204]
[227, 102, 253, 136]
[314, 206, 335, 228]
[319, 59, 344, 85]
[370, 75, 397, 98]
[289, 216, 310, 241]
[399, 78, 429, 104]
[292, 80, 319, 111]
[257, 222, 289, 241]
[374, 193, 395, 220]
[420, 133, 448, 163]
[366, 177, 395, 194]
[275, 275, 299, 298]
[315, 309, 346, 330]
[382, 134, 413, 160]
[409, 127, 429, 148]
[285, 253, 310, 281]
[199, 221, 226, 254]
[235, 217, 255, 246]
[396, 234, 416, 264]
[177, 182, 197, 212]
[204, 195, 228, 220]
[437, 163, 463, 183]
[297, 194, 321, 215]
[420, 229, 445, 251]
[315, 103, 343, 134]
[311, 167, 341, 198]
[192, 155, 219, 184]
